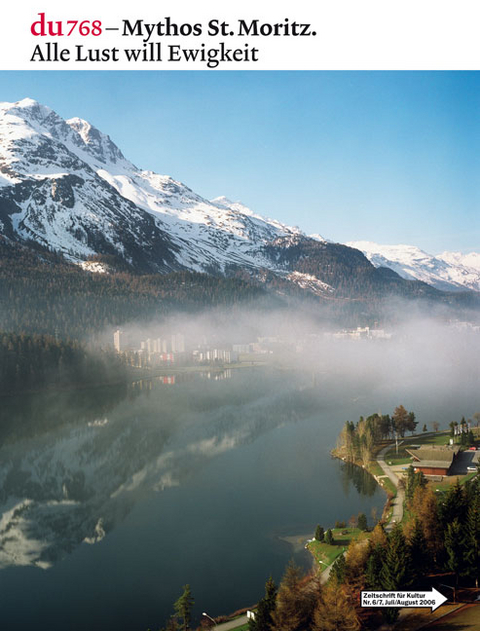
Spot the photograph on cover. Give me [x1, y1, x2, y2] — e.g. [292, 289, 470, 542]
[0, 71, 479, 631]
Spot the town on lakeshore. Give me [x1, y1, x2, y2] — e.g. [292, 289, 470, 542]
[112, 325, 395, 369]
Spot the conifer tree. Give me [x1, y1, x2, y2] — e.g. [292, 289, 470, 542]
[444, 519, 465, 592]
[407, 411, 417, 434]
[381, 524, 412, 623]
[357, 513, 368, 531]
[173, 584, 194, 631]
[330, 554, 347, 584]
[271, 560, 306, 631]
[440, 480, 467, 530]
[249, 576, 277, 631]
[464, 502, 480, 587]
[408, 519, 430, 586]
[315, 525, 325, 542]
[365, 544, 385, 589]
[382, 524, 412, 590]
[312, 578, 360, 631]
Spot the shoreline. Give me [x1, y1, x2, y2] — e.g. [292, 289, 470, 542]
[330, 443, 399, 520]
[0, 361, 264, 399]
[279, 445, 397, 578]
[288, 445, 400, 577]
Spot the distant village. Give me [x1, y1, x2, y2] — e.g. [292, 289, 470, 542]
[112, 325, 394, 368]
[112, 320, 480, 370]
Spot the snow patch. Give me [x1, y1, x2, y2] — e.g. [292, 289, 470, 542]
[287, 271, 334, 295]
[78, 261, 110, 274]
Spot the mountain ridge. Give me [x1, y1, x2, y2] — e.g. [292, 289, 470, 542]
[347, 240, 480, 293]
[0, 98, 477, 303]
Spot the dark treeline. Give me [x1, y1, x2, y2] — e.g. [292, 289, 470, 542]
[2, 239, 479, 342]
[264, 238, 480, 305]
[0, 382, 129, 443]
[0, 240, 270, 339]
[0, 331, 127, 395]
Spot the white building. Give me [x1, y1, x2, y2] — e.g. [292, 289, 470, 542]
[113, 329, 123, 352]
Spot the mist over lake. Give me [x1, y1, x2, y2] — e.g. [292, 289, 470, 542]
[0, 344, 478, 631]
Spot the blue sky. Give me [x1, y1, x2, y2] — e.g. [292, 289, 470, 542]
[1, 71, 478, 253]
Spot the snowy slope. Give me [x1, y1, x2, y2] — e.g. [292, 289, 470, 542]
[1, 98, 474, 298]
[347, 241, 480, 292]
[0, 99, 178, 270]
[438, 251, 480, 275]
[0, 98, 304, 275]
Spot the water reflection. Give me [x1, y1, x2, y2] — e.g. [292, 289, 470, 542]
[339, 461, 379, 497]
[0, 369, 321, 570]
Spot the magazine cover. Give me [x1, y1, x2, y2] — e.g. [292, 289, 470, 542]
[0, 2, 479, 631]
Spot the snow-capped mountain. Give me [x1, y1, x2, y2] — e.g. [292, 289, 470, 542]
[0, 98, 303, 275]
[347, 241, 480, 293]
[0, 98, 475, 300]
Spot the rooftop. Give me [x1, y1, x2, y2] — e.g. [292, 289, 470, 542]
[405, 445, 460, 470]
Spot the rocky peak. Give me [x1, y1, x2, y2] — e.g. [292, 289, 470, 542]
[66, 117, 126, 166]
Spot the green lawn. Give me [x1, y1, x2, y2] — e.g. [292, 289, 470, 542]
[307, 528, 369, 567]
[433, 471, 478, 492]
[407, 432, 451, 446]
[384, 431, 452, 465]
[367, 462, 384, 476]
[385, 453, 412, 465]
[378, 476, 397, 496]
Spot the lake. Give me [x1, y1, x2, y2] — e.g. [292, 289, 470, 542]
[0, 365, 474, 630]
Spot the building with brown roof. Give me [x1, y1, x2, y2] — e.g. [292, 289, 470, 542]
[405, 445, 460, 476]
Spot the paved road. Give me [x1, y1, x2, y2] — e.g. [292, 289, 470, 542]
[319, 551, 345, 583]
[214, 614, 248, 630]
[376, 442, 405, 531]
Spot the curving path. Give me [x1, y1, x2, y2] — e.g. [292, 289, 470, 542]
[376, 442, 405, 530]
[214, 615, 249, 631]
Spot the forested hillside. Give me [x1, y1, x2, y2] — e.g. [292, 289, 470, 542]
[265, 238, 441, 298]
[0, 331, 127, 395]
[1, 237, 479, 343]
[0, 239, 270, 340]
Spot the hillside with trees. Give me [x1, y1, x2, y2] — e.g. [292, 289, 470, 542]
[335, 405, 417, 466]
[0, 331, 126, 395]
[2, 237, 479, 344]
[0, 239, 270, 340]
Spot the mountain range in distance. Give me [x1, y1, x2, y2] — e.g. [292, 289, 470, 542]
[0, 97, 478, 300]
[345, 242, 480, 293]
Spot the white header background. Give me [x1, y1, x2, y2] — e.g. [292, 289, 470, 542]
[0, 0, 479, 70]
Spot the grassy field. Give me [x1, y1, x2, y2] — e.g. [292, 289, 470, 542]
[384, 431, 453, 466]
[384, 453, 412, 465]
[377, 476, 397, 496]
[432, 470, 478, 492]
[367, 461, 385, 477]
[307, 528, 369, 567]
